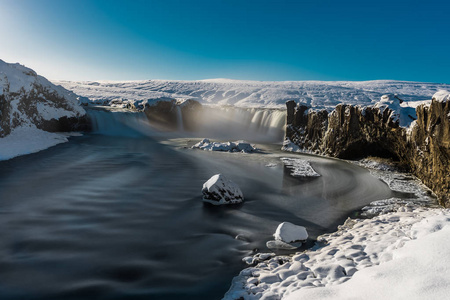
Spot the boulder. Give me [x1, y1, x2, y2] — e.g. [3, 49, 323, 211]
[274, 222, 308, 243]
[202, 174, 244, 205]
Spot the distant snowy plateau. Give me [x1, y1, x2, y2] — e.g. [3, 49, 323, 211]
[55, 79, 450, 110]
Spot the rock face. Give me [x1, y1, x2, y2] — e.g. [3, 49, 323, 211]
[202, 174, 244, 205]
[143, 98, 202, 131]
[285, 93, 450, 207]
[0, 60, 88, 137]
[274, 222, 308, 243]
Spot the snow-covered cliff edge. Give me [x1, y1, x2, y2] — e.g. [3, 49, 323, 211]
[0, 60, 88, 160]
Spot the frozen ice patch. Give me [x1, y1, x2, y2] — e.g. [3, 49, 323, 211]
[192, 138, 257, 153]
[281, 157, 320, 177]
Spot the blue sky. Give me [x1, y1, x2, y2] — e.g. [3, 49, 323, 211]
[0, 0, 449, 82]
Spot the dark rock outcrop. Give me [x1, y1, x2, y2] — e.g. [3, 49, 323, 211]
[143, 98, 202, 131]
[285, 96, 450, 207]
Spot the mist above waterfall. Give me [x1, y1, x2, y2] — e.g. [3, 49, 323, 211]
[87, 106, 287, 143]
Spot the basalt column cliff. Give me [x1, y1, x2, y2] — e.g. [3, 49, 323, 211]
[285, 92, 450, 207]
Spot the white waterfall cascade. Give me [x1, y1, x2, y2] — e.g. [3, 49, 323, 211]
[87, 109, 155, 137]
[87, 106, 286, 142]
[175, 106, 184, 132]
[194, 106, 287, 142]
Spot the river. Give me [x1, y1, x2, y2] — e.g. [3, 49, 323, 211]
[0, 109, 394, 299]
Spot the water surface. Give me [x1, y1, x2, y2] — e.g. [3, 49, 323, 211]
[0, 132, 393, 299]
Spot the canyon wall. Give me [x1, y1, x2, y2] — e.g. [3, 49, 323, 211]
[285, 95, 450, 207]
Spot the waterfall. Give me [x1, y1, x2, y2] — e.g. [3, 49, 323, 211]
[87, 109, 155, 137]
[86, 106, 286, 143]
[175, 106, 184, 132]
[193, 107, 287, 142]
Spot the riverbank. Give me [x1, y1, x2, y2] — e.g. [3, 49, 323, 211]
[223, 158, 445, 300]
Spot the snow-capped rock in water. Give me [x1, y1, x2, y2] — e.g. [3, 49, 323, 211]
[281, 157, 320, 177]
[0, 59, 87, 138]
[202, 174, 244, 205]
[274, 222, 308, 243]
[192, 138, 257, 153]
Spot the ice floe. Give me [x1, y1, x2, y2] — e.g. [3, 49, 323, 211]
[280, 157, 320, 178]
[192, 138, 257, 153]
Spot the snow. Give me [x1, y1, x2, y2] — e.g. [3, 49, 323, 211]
[285, 210, 450, 300]
[274, 222, 308, 243]
[432, 90, 450, 102]
[374, 94, 417, 127]
[280, 157, 320, 177]
[0, 125, 76, 160]
[202, 174, 244, 205]
[36, 102, 78, 120]
[192, 138, 257, 153]
[224, 207, 450, 300]
[0, 60, 85, 116]
[55, 79, 450, 109]
[355, 158, 435, 217]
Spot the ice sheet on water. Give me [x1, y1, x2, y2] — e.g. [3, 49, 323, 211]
[281, 157, 320, 177]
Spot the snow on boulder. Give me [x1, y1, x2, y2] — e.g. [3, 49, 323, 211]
[202, 174, 244, 205]
[192, 138, 257, 153]
[432, 90, 450, 103]
[274, 222, 308, 243]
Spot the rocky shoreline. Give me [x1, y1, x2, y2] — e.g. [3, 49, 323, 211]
[284, 93, 449, 207]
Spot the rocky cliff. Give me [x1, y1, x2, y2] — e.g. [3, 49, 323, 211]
[285, 93, 450, 207]
[0, 60, 88, 137]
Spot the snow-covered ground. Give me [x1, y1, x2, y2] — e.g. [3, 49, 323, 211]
[224, 157, 444, 300]
[0, 125, 80, 160]
[55, 79, 450, 109]
[224, 207, 450, 300]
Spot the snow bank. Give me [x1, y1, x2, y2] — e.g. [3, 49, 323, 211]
[285, 209, 450, 300]
[192, 138, 257, 153]
[374, 94, 417, 127]
[432, 90, 450, 102]
[355, 158, 435, 217]
[202, 174, 244, 205]
[0, 125, 75, 160]
[281, 157, 320, 177]
[224, 207, 450, 300]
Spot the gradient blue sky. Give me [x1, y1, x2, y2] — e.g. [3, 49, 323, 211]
[0, 0, 449, 82]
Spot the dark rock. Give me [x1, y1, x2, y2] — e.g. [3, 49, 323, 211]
[285, 97, 450, 207]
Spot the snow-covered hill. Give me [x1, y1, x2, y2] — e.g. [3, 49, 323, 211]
[55, 79, 450, 109]
[0, 60, 86, 160]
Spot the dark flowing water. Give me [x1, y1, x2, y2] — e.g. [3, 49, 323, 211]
[0, 112, 395, 300]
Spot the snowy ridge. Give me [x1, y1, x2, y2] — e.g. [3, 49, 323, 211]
[55, 79, 450, 109]
[0, 60, 84, 118]
[0, 59, 86, 160]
